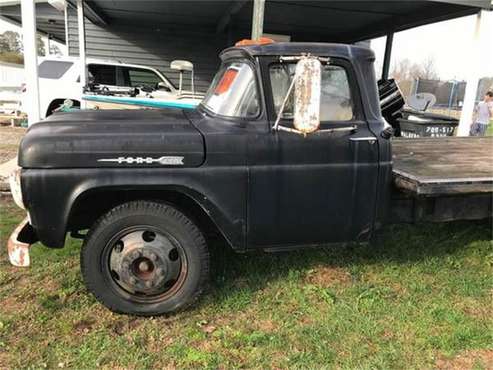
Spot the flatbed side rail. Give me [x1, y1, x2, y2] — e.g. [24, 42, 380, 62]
[389, 191, 492, 224]
[393, 169, 493, 196]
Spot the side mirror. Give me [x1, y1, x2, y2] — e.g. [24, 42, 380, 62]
[273, 56, 322, 135]
[170, 60, 195, 94]
[293, 57, 322, 134]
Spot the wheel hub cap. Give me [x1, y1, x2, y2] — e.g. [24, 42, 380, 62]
[109, 229, 183, 296]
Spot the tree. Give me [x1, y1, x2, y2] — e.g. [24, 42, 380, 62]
[49, 43, 62, 56]
[0, 31, 22, 53]
[0, 51, 24, 64]
[0, 31, 23, 64]
[36, 34, 45, 56]
[391, 57, 440, 83]
[0, 30, 52, 63]
[0, 31, 46, 56]
[420, 57, 438, 80]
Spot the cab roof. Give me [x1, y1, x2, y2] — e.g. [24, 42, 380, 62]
[220, 42, 375, 62]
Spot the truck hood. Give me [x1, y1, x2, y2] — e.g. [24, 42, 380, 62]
[18, 109, 204, 169]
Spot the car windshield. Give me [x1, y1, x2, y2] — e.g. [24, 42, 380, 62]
[201, 61, 259, 118]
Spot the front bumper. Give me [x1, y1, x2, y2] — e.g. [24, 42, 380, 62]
[7, 217, 38, 267]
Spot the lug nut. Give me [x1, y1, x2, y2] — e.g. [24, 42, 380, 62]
[139, 261, 150, 272]
[132, 250, 140, 259]
[150, 253, 158, 261]
[155, 268, 164, 276]
[145, 281, 153, 288]
[114, 241, 124, 252]
[129, 277, 137, 285]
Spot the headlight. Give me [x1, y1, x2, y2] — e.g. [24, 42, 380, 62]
[9, 167, 25, 210]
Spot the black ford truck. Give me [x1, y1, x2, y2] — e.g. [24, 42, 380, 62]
[8, 42, 492, 315]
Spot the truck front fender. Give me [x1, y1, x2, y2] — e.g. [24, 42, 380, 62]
[21, 167, 247, 250]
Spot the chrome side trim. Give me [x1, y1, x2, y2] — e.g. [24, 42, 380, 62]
[350, 137, 377, 142]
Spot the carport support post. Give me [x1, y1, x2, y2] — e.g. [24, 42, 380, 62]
[251, 0, 265, 40]
[64, 2, 69, 55]
[77, 0, 87, 109]
[457, 11, 484, 136]
[382, 33, 394, 81]
[21, 0, 41, 125]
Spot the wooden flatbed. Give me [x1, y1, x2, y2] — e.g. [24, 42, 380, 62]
[392, 137, 493, 196]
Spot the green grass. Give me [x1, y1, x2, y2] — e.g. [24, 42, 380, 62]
[0, 196, 492, 369]
[486, 120, 493, 136]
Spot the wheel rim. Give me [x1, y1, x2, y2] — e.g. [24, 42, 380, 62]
[105, 226, 188, 302]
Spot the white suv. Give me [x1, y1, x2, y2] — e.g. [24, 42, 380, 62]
[21, 56, 178, 119]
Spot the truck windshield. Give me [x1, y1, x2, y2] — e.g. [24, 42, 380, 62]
[202, 61, 259, 118]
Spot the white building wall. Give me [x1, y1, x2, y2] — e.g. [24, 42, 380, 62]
[0, 62, 24, 111]
[0, 62, 25, 89]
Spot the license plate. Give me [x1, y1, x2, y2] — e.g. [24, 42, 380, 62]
[401, 125, 454, 138]
[423, 125, 455, 137]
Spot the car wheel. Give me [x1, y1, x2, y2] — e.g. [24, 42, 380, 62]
[81, 201, 209, 315]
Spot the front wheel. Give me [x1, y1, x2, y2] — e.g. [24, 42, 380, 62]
[81, 201, 209, 315]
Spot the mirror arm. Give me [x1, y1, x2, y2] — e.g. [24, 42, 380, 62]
[317, 125, 358, 134]
[273, 72, 298, 131]
[276, 124, 307, 136]
[278, 124, 358, 136]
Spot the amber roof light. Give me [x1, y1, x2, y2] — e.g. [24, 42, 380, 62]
[235, 37, 275, 46]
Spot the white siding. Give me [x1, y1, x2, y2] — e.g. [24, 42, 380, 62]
[0, 62, 24, 89]
[67, 10, 229, 93]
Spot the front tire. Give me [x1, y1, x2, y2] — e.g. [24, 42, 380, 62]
[81, 201, 209, 316]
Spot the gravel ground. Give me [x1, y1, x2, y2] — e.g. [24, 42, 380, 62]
[0, 126, 25, 164]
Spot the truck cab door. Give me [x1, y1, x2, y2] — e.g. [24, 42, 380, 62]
[247, 58, 379, 249]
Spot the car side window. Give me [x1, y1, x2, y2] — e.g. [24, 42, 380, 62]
[88, 64, 117, 85]
[39, 61, 73, 79]
[270, 63, 354, 122]
[120, 67, 162, 88]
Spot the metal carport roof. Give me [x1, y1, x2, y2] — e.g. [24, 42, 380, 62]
[1, 1, 492, 44]
[73, 0, 493, 42]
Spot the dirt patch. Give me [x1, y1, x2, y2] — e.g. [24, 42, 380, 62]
[0, 126, 25, 146]
[305, 266, 352, 287]
[436, 349, 493, 370]
[461, 304, 493, 320]
[0, 126, 25, 164]
[110, 318, 142, 336]
[1, 296, 24, 316]
[256, 319, 278, 332]
[73, 319, 96, 334]
[0, 350, 12, 370]
[457, 295, 493, 320]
